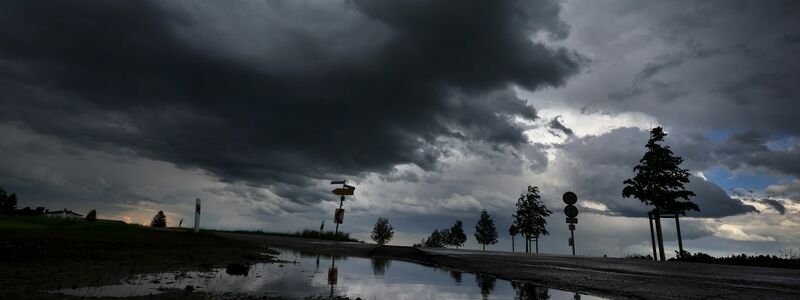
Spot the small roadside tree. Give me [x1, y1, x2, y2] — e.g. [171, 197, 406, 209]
[371, 217, 394, 245]
[150, 211, 167, 228]
[85, 209, 97, 221]
[474, 209, 498, 251]
[415, 229, 446, 248]
[446, 220, 467, 248]
[512, 186, 552, 253]
[623, 127, 698, 261]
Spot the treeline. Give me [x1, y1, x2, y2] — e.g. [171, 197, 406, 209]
[413, 185, 550, 252]
[669, 250, 800, 269]
[0, 187, 46, 216]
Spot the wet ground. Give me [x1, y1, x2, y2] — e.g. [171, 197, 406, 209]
[218, 233, 800, 300]
[51, 247, 602, 299]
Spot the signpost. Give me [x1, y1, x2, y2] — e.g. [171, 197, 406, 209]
[194, 198, 201, 233]
[330, 180, 355, 235]
[563, 192, 578, 255]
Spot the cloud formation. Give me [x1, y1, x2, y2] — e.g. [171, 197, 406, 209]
[0, 0, 581, 200]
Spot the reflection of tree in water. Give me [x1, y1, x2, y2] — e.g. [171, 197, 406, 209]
[370, 257, 391, 275]
[475, 273, 496, 300]
[511, 281, 550, 300]
[449, 270, 462, 284]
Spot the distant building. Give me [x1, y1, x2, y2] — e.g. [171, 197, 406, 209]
[44, 209, 83, 219]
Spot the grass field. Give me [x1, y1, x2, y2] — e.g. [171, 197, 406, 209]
[0, 216, 268, 299]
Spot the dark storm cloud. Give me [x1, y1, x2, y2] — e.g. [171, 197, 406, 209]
[760, 199, 786, 215]
[548, 116, 574, 136]
[715, 132, 800, 178]
[0, 1, 581, 198]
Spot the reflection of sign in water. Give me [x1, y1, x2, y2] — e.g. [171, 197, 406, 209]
[334, 209, 345, 224]
[327, 267, 338, 285]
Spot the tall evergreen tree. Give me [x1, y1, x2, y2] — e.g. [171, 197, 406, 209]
[474, 209, 499, 251]
[150, 211, 167, 228]
[622, 127, 698, 214]
[623, 127, 698, 261]
[512, 186, 552, 253]
[370, 217, 394, 245]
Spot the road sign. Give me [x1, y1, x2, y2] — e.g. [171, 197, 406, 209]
[569, 224, 575, 230]
[566, 217, 578, 224]
[331, 180, 346, 185]
[564, 205, 579, 218]
[562, 192, 577, 205]
[343, 184, 355, 190]
[334, 208, 345, 224]
[569, 237, 574, 246]
[332, 188, 354, 196]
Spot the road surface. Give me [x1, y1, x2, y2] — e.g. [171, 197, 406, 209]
[217, 232, 800, 299]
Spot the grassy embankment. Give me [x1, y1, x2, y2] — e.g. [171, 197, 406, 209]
[224, 228, 363, 243]
[0, 216, 268, 298]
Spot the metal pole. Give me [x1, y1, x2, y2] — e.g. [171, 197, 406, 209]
[194, 198, 201, 233]
[649, 212, 657, 261]
[334, 195, 344, 235]
[654, 213, 666, 261]
[675, 215, 684, 255]
[535, 235, 539, 254]
[511, 235, 515, 253]
[570, 229, 575, 255]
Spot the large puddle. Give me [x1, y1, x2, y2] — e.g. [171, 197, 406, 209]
[52, 248, 606, 299]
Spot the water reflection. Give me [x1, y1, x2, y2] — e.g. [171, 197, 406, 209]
[476, 273, 496, 300]
[370, 257, 391, 275]
[50, 247, 606, 300]
[512, 281, 550, 300]
[450, 270, 463, 284]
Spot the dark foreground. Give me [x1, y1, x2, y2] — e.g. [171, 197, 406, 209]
[218, 232, 800, 300]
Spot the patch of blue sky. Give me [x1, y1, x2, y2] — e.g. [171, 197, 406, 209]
[703, 167, 788, 193]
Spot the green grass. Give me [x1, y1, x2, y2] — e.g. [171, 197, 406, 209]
[224, 228, 363, 243]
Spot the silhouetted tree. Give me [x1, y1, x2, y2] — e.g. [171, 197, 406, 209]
[85, 209, 97, 221]
[415, 229, 446, 247]
[150, 211, 167, 228]
[474, 209, 498, 251]
[446, 220, 467, 248]
[509, 224, 519, 252]
[0, 188, 18, 214]
[623, 127, 698, 214]
[370, 217, 394, 245]
[623, 127, 698, 260]
[512, 186, 551, 253]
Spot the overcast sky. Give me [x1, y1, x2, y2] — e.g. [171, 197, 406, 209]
[2, 0, 799, 257]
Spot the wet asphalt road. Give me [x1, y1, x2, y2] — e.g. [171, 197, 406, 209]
[217, 232, 800, 299]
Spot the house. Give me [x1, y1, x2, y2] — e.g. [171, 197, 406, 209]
[44, 209, 83, 219]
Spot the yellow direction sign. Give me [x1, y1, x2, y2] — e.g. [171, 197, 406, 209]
[332, 188, 354, 196]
